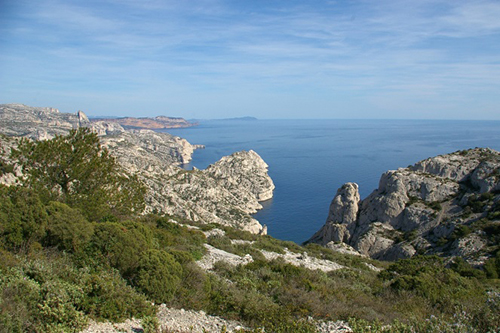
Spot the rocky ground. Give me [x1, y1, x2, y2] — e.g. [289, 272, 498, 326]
[80, 302, 356, 333]
[80, 306, 353, 333]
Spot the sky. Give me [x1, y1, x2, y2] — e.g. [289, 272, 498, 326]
[1, 0, 500, 119]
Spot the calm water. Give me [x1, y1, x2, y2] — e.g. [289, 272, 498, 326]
[164, 119, 500, 244]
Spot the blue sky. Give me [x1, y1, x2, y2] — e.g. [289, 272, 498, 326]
[1, 0, 499, 119]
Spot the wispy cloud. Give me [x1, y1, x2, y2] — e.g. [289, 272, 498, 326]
[0, 0, 499, 119]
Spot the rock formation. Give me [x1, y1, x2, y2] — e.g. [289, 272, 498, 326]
[138, 150, 274, 234]
[308, 148, 500, 264]
[0, 104, 273, 234]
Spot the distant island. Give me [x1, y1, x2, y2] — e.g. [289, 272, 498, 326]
[91, 116, 198, 129]
[219, 116, 258, 121]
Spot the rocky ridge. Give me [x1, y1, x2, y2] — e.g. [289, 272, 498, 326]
[0, 104, 273, 234]
[0, 103, 90, 140]
[308, 148, 500, 264]
[91, 115, 197, 129]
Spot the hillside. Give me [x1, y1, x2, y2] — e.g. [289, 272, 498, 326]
[0, 104, 499, 332]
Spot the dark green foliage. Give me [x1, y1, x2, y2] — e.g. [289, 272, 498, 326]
[0, 253, 154, 332]
[380, 255, 484, 310]
[79, 268, 154, 321]
[135, 249, 182, 303]
[0, 185, 47, 251]
[153, 216, 206, 260]
[406, 195, 419, 206]
[0, 160, 14, 176]
[44, 201, 94, 252]
[453, 224, 472, 239]
[13, 128, 145, 221]
[427, 201, 442, 211]
[450, 257, 485, 279]
[172, 262, 211, 310]
[483, 251, 500, 279]
[90, 220, 155, 278]
[2, 131, 500, 332]
[466, 193, 489, 213]
[254, 235, 303, 254]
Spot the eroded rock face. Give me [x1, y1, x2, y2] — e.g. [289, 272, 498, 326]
[139, 150, 274, 234]
[205, 150, 275, 201]
[308, 148, 500, 264]
[308, 182, 359, 244]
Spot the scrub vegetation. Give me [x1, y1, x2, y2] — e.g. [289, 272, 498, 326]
[1, 129, 499, 332]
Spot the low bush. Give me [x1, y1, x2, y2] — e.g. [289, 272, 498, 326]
[135, 249, 182, 303]
[0, 185, 47, 251]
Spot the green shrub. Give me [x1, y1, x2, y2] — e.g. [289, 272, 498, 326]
[154, 217, 206, 260]
[80, 268, 154, 321]
[483, 251, 500, 279]
[427, 201, 442, 211]
[44, 201, 94, 252]
[0, 160, 14, 176]
[0, 185, 47, 251]
[141, 315, 159, 333]
[172, 262, 211, 310]
[380, 255, 485, 311]
[90, 220, 155, 278]
[452, 224, 471, 239]
[135, 249, 182, 303]
[0, 256, 88, 333]
[450, 257, 485, 279]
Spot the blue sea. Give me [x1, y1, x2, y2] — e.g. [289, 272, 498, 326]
[164, 119, 500, 244]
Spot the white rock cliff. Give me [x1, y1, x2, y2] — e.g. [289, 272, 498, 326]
[308, 148, 500, 263]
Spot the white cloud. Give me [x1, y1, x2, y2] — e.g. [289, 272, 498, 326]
[1, 0, 499, 118]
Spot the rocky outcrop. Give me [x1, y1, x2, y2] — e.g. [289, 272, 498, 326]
[0, 135, 21, 186]
[140, 150, 274, 234]
[0, 104, 273, 234]
[308, 148, 500, 264]
[205, 150, 275, 201]
[308, 182, 360, 244]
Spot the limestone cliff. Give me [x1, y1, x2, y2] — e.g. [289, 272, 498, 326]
[139, 150, 274, 234]
[308, 148, 500, 265]
[0, 104, 273, 234]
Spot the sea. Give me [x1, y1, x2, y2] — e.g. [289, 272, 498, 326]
[163, 119, 500, 244]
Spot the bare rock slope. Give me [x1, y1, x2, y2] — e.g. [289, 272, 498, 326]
[0, 104, 274, 233]
[308, 148, 500, 264]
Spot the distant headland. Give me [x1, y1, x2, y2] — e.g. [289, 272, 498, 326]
[91, 116, 198, 129]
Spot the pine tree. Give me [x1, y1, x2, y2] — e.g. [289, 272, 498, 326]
[13, 127, 145, 221]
